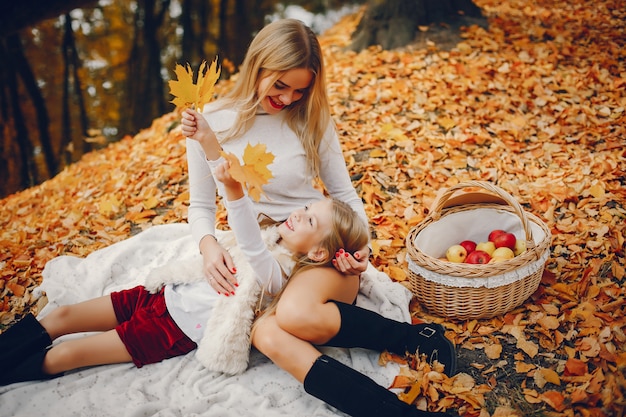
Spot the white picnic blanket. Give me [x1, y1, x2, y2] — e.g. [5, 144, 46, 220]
[0, 223, 412, 417]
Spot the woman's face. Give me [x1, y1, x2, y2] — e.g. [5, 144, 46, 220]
[257, 68, 313, 114]
[278, 199, 332, 256]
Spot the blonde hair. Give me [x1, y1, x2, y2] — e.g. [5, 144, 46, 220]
[216, 18, 330, 178]
[255, 198, 369, 320]
[291, 198, 369, 274]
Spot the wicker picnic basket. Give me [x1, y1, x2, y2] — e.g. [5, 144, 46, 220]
[406, 181, 551, 320]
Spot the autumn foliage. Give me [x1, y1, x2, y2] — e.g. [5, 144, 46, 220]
[168, 57, 221, 110]
[1, 0, 624, 416]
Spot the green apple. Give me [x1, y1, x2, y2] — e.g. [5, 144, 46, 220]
[475, 241, 496, 256]
[492, 247, 515, 260]
[445, 244, 467, 263]
[513, 239, 527, 256]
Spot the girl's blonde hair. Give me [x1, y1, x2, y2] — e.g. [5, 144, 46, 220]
[215, 18, 330, 178]
[291, 198, 369, 274]
[255, 198, 369, 320]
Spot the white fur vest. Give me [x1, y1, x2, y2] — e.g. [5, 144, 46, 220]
[143, 226, 294, 375]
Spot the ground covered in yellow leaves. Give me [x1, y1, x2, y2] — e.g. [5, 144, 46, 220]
[1, 0, 624, 416]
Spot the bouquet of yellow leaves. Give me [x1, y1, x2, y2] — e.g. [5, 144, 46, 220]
[168, 57, 221, 110]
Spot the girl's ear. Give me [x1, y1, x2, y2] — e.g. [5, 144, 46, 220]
[307, 246, 329, 262]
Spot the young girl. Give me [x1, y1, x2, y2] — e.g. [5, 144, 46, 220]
[0, 156, 370, 387]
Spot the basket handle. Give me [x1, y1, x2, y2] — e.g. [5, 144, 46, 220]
[429, 181, 533, 243]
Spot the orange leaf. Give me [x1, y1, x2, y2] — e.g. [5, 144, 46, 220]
[534, 368, 561, 389]
[515, 361, 535, 373]
[7, 282, 26, 297]
[390, 375, 415, 390]
[398, 381, 422, 404]
[484, 343, 502, 359]
[125, 209, 157, 222]
[221, 144, 275, 202]
[537, 315, 560, 330]
[564, 358, 588, 376]
[540, 390, 566, 412]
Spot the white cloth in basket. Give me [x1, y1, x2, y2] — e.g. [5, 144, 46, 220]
[410, 208, 549, 289]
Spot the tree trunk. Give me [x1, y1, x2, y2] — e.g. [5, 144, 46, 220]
[61, 13, 90, 165]
[126, 0, 170, 134]
[350, 0, 486, 51]
[181, 0, 212, 69]
[7, 34, 57, 182]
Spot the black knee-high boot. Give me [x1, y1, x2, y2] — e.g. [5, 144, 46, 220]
[324, 301, 457, 376]
[303, 355, 452, 417]
[0, 313, 52, 375]
[0, 348, 61, 386]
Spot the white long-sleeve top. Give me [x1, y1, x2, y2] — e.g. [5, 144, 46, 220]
[165, 194, 292, 343]
[186, 103, 368, 246]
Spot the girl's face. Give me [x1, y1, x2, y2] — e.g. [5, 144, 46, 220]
[278, 199, 333, 258]
[257, 68, 313, 114]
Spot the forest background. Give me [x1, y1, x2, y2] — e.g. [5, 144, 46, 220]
[0, 0, 366, 199]
[1, 0, 625, 416]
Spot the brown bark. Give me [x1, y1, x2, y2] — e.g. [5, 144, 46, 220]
[7, 34, 56, 182]
[350, 0, 486, 51]
[126, 0, 170, 134]
[61, 14, 90, 164]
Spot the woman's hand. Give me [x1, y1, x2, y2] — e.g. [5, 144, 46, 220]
[199, 234, 238, 296]
[331, 245, 369, 276]
[181, 108, 221, 160]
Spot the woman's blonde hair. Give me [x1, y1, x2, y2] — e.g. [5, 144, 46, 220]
[216, 18, 330, 178]
[255, 198, 369, 320]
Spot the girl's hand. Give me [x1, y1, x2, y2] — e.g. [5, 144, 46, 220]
[213, 160, 237, 188]
[199, 234, 238, 296]
[214, 161, 244, 201]
[332, 245, 369, 276]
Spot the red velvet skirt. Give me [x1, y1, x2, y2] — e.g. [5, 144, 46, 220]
[111, 285, 197, 367]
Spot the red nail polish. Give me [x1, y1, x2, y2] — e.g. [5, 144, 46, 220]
[234, 283, 239, 287]
[355, 253, 360, 259]
[345, 252, 349, 258]
[335, 252, 340, 258]
[232, 267, 237, 273]
[339, 249, 344, 254]
[231, 291, 235, 296]
[225, 293, 229, 297]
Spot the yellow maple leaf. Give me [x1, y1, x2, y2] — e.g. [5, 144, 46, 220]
[168, 57, 221, 109]
[220, 143, 274, 202]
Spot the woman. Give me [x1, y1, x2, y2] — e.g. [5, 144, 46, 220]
[182, 18, 456, 417]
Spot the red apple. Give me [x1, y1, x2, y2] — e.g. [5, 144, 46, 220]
[465, 250, 492, 264]
[493, 232, 516, 250]
[488, 229, 506, 242]
[459, 240, 477, 254]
